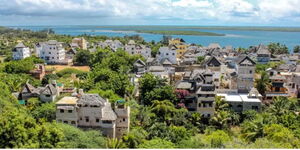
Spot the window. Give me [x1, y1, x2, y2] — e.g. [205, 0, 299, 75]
[166, 53, 169, 55]
[252, 106, 258, 111]
[123, 118, 126, 122]
[85, 117, 89, 122]
[198, 103, 202, 107]
[49, 52, 51, 54]
[207, 114, 211, 118]
[45, 94, 51, 97]
[60, 109, 64, 113]
[172, 53, 175, 55]
[209, 103, 213, 107]
[63, 121, 68, 124]
[52, 57, 54, 59]
[237, 105, 242, 108]
[249, 70, 252, 74]
[80, 117, 82, 120]
[71, 121, 76, 124]
[102, 120, 112, 124]
[68, 110, 72, 113]
[96, 118, 100, 123]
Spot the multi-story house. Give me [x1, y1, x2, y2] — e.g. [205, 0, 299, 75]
[12, 42, 31, 60]
[265, 74, 289, 102]
[55, 90, 130, 138]
[195, 70, 216, 118]
[204, 56, 222, 71]
[217, 87, 262, 113]
[236, 56, 256, 93]
[71, 37, 87, 50]
[256, 44, 271, 64]
[36, 40, 66, 64]
[125, 40, 151, 59]
[97, 40, 124, 52]
[133, 59, 146, 75]
[18, 80, 62, 102]
[157, 46, 177, 65]
[169, 38, 187, 58]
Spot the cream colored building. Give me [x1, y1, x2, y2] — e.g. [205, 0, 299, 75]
[56, 90, 130, 138]
[72, 37, 88, 50]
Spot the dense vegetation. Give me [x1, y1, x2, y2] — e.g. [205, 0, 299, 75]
[0, 26, 300, 148]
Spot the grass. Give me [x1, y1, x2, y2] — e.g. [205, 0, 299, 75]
[45, 65, 90, 72]
[132, 30, 225, 36]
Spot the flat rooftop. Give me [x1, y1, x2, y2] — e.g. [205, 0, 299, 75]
[56, 96, 78, 105]
[217, 93, 261, 103]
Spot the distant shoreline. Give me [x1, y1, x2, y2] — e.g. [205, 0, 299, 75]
[94, 25, 300, 32]
[114, 29, 225, 36]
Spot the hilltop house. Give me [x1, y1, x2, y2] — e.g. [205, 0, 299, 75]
[125, 40, 151, 59]
[169, 38, 187, 58]
[36, 40, 67, 64]
[236, 56, 256, 93]
[12, 42, 30, 60]
[157, 46, 177, 65]
[55, 90, 130, 138]
[256, 44, 271, 64]
[97, 40, 124, 52]
[217, 88, 262, 113]
[17, 80, 62, 102]
[265, 74, 289, 102]
[71, 37, 87, 50]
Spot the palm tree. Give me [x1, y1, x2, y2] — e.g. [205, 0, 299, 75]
[215, 96, 229, 111]
[209, 110, 231, 129]
[268, 96, 291, 116]
[255, 71, 271, 97]
[106, 138, 125, 149]
[241, 115, 265, 142]
[151, 100, 176, 123]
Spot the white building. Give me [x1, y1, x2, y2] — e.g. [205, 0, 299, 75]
[125, 40, 151, 59]
[97, 40, 124, 52]
[12, 42, 31, 60]
[217, 88, 262, 113]
[235, 56, 256, 93]
[36, 40, 66, 64]
[157, 46, 177, 65]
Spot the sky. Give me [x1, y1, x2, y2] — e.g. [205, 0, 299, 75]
[0, 0, 300, 26]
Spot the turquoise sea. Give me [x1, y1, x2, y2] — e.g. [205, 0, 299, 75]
[10, 25, 300, 51]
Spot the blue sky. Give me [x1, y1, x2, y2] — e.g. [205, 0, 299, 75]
[0, 0, 300, 26]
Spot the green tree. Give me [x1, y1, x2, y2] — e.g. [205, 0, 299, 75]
[106, 138, 125, 149]
[58, 123, 106, 148]
[73, 50, 91, 66]
[204, 130, 231, 148]
[138, 138, 175, 149]
[122, 127, 148, 148]
[268, 42, 289, 55]
[144, 86, 177, 105]
[151, 100, 176, 122]
[197, 56, 205, 64]
[255, 71, 271, 97]
[293, 45, 300, 53]
[31, 102, 56, 122]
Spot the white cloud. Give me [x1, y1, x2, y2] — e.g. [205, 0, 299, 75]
[0, 0, 300, 25]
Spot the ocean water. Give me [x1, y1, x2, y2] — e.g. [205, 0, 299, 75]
[11, 25, 300, 51]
